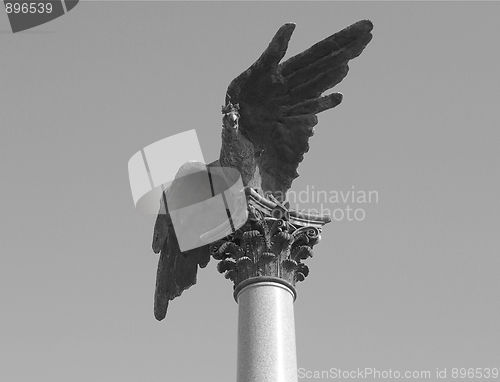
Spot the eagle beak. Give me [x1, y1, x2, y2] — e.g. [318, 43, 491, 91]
[230, 113, 239, 129]
[222, 102, 240, 130]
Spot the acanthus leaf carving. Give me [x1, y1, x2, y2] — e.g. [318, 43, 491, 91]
[210, 187, 330, 289]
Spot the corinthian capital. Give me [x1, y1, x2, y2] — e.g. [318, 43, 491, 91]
[210, 187, 331, 290]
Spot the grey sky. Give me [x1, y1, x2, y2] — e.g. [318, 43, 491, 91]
[1, 2, 499, 381]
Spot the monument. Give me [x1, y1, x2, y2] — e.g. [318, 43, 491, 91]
[151, 20, 373, 382]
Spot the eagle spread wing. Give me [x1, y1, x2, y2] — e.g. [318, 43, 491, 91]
[151, 161, 215, 321]
[152, 20, 373, 320]
[226, 20, 373, 194]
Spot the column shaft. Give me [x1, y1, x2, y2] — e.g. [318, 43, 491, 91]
[236, 280, 297, 382]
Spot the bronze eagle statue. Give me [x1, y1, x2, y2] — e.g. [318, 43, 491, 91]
[152, 20, 373, 320]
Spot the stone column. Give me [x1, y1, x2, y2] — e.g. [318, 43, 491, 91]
[210, 188, 330, 382]
[235, 277, 297, 382]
